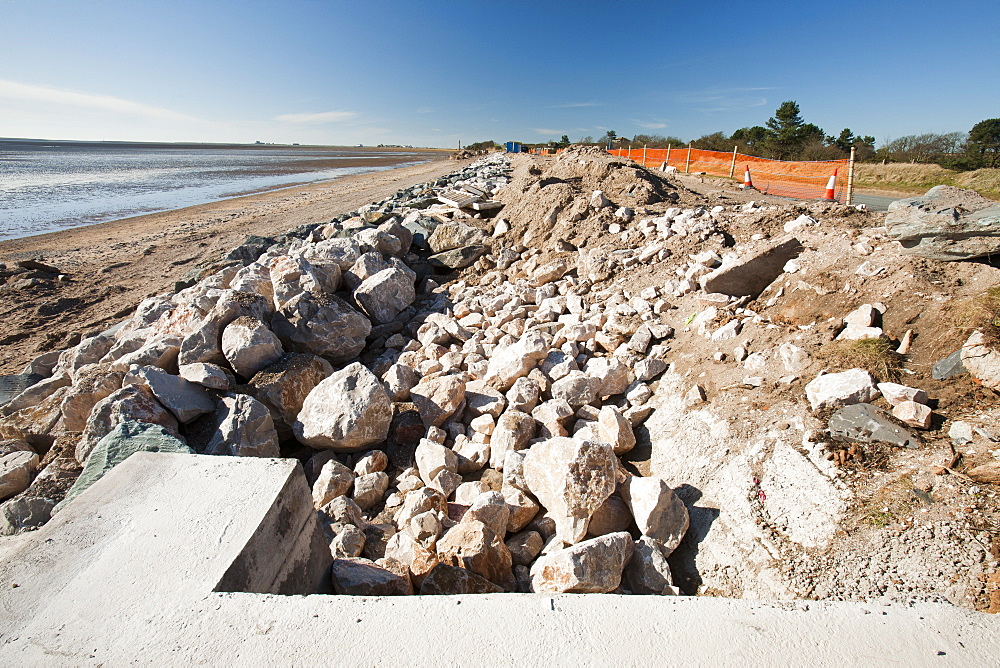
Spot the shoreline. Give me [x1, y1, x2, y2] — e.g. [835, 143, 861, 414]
[0, 155, 465, 374]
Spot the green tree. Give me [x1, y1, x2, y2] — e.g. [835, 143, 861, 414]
[691, 131, 732, 151]
[827, 128, 876, 157]
[731, 126, 769, 149]
[968, 118, 1000, 167]
[764, 101, 814, 159]
[632, 134, 685, 148]
[830, 128, 856, 152]
[560, 135, 570, 147]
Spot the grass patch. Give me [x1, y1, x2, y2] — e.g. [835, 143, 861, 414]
[854, 163, 1000, 200]
[859, 474, 918, 528]
[818, 337, 904, 382]
[953, 285, 1000, 348]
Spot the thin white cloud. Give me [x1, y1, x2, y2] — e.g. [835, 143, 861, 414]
[547, 102, 602, 109]
[274, 110, 360, 123]
[677, 86, 774, 113]
[632, 120, 667, 129]
[531, 128, 564, 135]
[0, 79, 201, 122]
[416, 106, 434, 114]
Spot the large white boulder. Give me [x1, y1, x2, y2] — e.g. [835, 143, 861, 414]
[620, 476, 689, 555]
[221, 316, 284, 379]
[529, 531, 633, 593]
[522, 437, 617, 544]
[804, 368, 879, 411]
[294, 362, 391, 452]
[202, 394, 280, 458]
[353, 268, 416, 324]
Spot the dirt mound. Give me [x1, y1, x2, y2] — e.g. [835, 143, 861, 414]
[495, 146, 696, 252]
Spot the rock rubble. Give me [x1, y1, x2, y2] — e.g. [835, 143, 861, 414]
[1, 147, 998, 608]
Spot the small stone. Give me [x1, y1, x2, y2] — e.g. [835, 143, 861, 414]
[0, 451, 39, 501]
[505, 530, 544, 566]
[550, 371, 601, 409]
[382, 363, 420, 402]
[828, 403, 921, 449]
[330, 524, 366, 558]
[201, 393, 280, 458]
[877, 382, 929, 407]
[489, 410, 536, 469]
[634, 358, 667, 382]
[932, 350, 967, 381]
[624, 536, 678, 595]
[419, 563, 502, 595]
[597, 405, 636, 455]
[506, 377, 541, 413]
[587, 495, 632, 537]
[620, 476, 689, 555]
[414, 435, 458, 484]
[354, 449, 388, 476]
[123, 365, 215, 424]
[892, 401, 933, 430]
[178, 362, 231, 390]
[354, 268, 416, 325]
[436, 519, 513, 587]
[312, 458, 355, 507]
[410, 374, 466, 428]
[352, 471, 390, 510]
[221, 316, 284, 379]
[960, 331, 1000, 387]
[465, 491, 510, 539]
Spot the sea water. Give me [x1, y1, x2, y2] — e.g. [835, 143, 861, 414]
[0, 140, 429, 240]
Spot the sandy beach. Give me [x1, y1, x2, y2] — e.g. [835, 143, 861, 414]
[0, 155, 463, 374]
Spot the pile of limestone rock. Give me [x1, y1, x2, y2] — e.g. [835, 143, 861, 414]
[0, 151, 690, 596]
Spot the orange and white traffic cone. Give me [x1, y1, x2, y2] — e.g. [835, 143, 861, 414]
[823, 169, 838, 201]
[742, 165, 755, 190]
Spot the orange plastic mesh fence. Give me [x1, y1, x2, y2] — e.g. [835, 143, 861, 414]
[610, 147, 849, 202]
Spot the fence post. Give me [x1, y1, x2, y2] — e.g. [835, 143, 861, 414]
[685, 142, 692, 173]
[666, 144, 671, 167]
[729, 146, 738, 178]
[643, 144, 647, 167]
[847, 146, 856, 205]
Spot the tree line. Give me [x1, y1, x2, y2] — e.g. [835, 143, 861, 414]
[574, 102, 998, 169]
[471, 101, 999, 170]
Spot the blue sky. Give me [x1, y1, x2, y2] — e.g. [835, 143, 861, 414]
[1, 0, 997, 147]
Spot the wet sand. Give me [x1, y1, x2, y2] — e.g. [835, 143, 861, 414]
[0, 155, 464, 374]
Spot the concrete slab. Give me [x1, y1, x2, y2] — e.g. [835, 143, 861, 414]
[1, 452, 998, 666]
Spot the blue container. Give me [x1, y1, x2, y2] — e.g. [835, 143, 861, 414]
[505, 142, 522, 154]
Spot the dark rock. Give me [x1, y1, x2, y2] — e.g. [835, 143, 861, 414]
[828, 403, 921, 449]
[330, 557, 411, 595]
[932, 350, 967, 380]
[419, 563, 503, 595]
[225, 235, 274, 265]
[15, 259, 60, 274]
[0, 496, 55, 536]
[0, 374, 44, 408]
